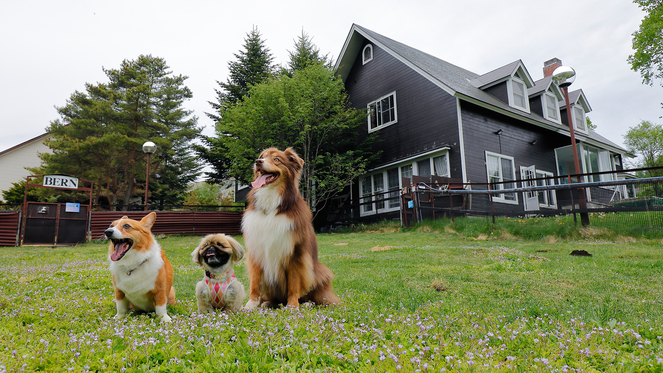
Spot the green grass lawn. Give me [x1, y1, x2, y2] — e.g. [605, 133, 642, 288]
[1, 228, 662, 371]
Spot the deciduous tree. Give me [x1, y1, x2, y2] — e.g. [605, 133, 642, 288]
[218, 62, 378, 213]
[628, 0, 663, 97]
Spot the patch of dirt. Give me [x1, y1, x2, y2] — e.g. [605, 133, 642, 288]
[444, 226, 458, 235]
[473, 234, 488, 240]
[544, 236, 558, 244]
[417, 226, 433, 233]
[570, 249, 592, 257]
[370, 246, 393, 252]
[615, 236, 637, 244]
[579, 227, 610, 237]
[431, 280, 448, 292]
[333, 243, 349, 246]
[499, 231, 519, 240]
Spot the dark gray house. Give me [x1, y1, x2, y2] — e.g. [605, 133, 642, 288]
[333, 24, 628, 221]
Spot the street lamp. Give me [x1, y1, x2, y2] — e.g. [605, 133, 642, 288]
[552, 66, 589, 226]
[142, 141, 157, 211]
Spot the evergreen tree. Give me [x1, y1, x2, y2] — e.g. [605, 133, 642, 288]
[282, 30, 330, 76]
[207, 26, 275, 121]
[40, 55, 201, 210]
[200, 26, 274, 182]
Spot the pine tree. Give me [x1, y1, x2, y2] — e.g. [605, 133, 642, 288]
[207, 26, 275, 121]
[200, 26, 275, 182]
[40, 55, 201, 210]
[283, 30, 330, 76]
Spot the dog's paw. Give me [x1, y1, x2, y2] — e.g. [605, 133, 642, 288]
[243, 299, 260, 310]
[160, 314, 172, 323]
[114, 313, 126, 320]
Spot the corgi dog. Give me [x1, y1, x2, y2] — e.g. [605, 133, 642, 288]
[105, 212, 175, 322]
[242, 147, 339, 309]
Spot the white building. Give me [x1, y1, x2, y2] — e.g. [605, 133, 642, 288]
[0, 133, 51, 199]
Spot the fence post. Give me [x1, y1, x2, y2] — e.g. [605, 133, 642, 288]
[488, 184, 495, 225]
[568, 175, 577, 226]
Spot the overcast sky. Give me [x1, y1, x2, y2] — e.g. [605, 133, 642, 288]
[1, 0, 660, 156]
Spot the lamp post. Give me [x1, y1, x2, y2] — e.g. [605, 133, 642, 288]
[552, 66, 589, 226]
[142, 141, 157, 211]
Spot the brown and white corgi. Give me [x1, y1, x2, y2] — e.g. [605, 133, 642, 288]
[105, 212, 175, 322]
[242, 147, 339, 309]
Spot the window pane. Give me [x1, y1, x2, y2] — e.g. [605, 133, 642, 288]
[361, 176, 373, 212]
[574, 107, 586, 131]
[368, 103, 379, 129]
[546, 95, 558, 120]
[433, 155, 448, 176]
[599, 151, 613, 181]
[363, 46, 371, 62]
[401, 164, 412, 181]
[501, 158, 516, 200]
[512, 80, 526, 108]
[388, 168, 400, 208]
[486, 155, 500, 190]
[417, 159, 431, 178]
[373, 174, 384, 209]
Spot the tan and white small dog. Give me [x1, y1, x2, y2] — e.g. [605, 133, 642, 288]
[191, 234, 246, 313]
[105, 212, 176, 322]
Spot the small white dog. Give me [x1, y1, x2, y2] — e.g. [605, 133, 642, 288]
[191, 234, 246, 313]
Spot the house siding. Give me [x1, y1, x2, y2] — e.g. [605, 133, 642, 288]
[530, 95, 544, 118]
[345, 41, 461, 175]
[484, 82, 509, 105]
[0, 136, 51, 196]
[459, 101, 569, 213]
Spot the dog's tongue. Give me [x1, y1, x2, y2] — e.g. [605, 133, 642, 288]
[251, 174, 271, 189]
[111, 241, 129, 261]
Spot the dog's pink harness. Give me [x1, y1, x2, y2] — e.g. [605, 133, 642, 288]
[205, 269, 237, 308]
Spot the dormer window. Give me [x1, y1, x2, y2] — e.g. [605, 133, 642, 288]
[544, 92, 560, 122]
[573, 105, 587, 133]
[509, 77, 529, 111]
[362, 44, 373, 64]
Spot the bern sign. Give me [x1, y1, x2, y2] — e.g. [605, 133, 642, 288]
[43, 175, 79, 189]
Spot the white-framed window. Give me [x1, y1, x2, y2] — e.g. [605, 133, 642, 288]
[573, 105, 587, 133]
[535, 170, 557, 208]
[362, 44, 373, 64]
[544, 92, 560, 123]
[583, 145, 613, 182]
[485, 151, 518, 204]
[508, 77, 529, 112]
[359, 150, 450, 216]
[367, 92, 397, 132]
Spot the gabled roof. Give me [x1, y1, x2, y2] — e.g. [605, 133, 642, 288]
[560, 89, 592, 113]
[527, 76, 563, 101]
[0, 132, 50, 157]
[334, 24, 623, 153]
[470, 60, 534, 89]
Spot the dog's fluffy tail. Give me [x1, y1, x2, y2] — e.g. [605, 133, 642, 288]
[306, 263, 340, 305]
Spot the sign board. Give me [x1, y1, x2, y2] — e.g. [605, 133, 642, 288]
[65, 202, 80, 213]
[43, 175, 79, 189]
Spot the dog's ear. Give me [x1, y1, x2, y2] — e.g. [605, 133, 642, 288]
[226, 235, 245, 262]
[140, 212, 156, 230]
[191, 237, 206, 266]
[284, 147, 304, 171]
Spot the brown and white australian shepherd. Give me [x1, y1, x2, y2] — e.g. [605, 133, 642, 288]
[105, 212, 176, 322]
[242, 147, 339, 309]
